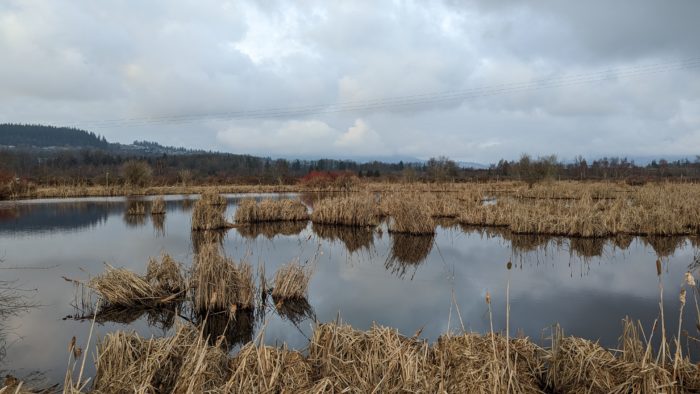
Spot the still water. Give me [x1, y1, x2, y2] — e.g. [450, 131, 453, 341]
[0, 194, 698, 386]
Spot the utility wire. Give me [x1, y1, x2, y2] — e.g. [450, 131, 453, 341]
[74, 57, 700, 129]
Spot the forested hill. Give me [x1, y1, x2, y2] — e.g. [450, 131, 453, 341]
[0, 124, 110, 149]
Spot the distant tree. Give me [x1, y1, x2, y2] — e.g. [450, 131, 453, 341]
[178, 169, 193, 186]
[426, 156, 458, 182]
[122, 160, 152, 187]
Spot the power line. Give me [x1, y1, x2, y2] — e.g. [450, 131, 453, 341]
[74, 57, 700, 129]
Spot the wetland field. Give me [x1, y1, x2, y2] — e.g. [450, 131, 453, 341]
[2, 182, 700, 392]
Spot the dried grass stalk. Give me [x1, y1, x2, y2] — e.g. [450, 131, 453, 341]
[310, 195, 378, 227]
[225, 343, 312, 392]
[191, 199, 230, 230]
[150, 197, 166, 215]
[192, 243, 255, 312]
[387, 195, 435, 234]
[234, 198, 309, 223]
[271, 260, 312, 301]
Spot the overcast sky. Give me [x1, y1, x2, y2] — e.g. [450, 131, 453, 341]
[1, 1, 699, 163]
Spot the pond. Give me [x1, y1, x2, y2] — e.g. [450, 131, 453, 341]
[0, 194, 698, 386]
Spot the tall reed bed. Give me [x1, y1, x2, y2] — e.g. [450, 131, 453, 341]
[234, 198, 308, 223]
[385, 195, 436, 234]
[191, 199, 230, 230]
[310, 195, 378, 227]
[192, 243, 254, 312]
[271, 260, 312, 301]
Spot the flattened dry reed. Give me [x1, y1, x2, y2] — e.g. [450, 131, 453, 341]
[308, 323, 438, 393]
[191, 199, 230, 231]
[92, 325, 229, 394]
[271, 260, 312, 301]
[310, 195, 378, 227]
[435, 333, 545, 393]
[88, 264, 181, 308]
[225, 342, 313, 392]
[150, 196, 166, 215]
[545, 324, 673, 394]
[234, 198, 309, 223]
[192, 243, 255, 312]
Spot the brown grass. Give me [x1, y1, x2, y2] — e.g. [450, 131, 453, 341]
[88, 262, 183, 308]
[191, 199, 231, 231]
[310, 195, 378, 227]
[150, 196, 166, 215]
[192, 243, 255, 312]
[125, 201, 146, 216]
[199, 190, 227, 206]
[225, 342, 313, 392]
[145, 253, 186, 295]
[271, 260, 312, 301]
[234, 198, 309, 223]
[386, 195, 436, 234]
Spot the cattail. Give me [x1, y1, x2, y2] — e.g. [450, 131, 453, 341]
[656, 259, 662, 276]
[680, 288, 687, 305]
[506, 261, 512, 270]
[69, 336, 76, 353]
[685, 272, 696, 287]
[485, 291, 491, 305]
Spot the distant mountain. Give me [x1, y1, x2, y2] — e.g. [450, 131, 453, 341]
[278, 154, 423, 164]
[457, 161, 489, 169]
[0, 123, 110, 149]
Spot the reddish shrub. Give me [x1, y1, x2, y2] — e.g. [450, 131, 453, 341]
[299, 171, 359, 190]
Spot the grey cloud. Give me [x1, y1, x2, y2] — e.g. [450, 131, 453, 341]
[0, 0, 698, 162]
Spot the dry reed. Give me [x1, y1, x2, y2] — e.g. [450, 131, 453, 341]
[199, 190, 227, 206]
[310, 195, 378, 227]
[192, 243, 255, 312]
[386, 195, 436, 234]
[150, 196, 166, 215]
[234, 198, 309, 223]
[191, 199, 231, 231]
[88, 263, 182, 308]
[271, 260, 312, 301]
[225, 342, 313, 392]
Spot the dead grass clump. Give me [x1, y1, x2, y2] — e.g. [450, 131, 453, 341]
[199, 190, 227, 206]
[569, 237, 606, 260]
[145, 253, 185, 295]
[150, 196, 166, 215]
[435, 333, 545, 393]
[126, 201, 146, 216]
[545, 324, 673, 394]
[237, 220, 307, 239]
[235, 198, 309, 223]
[274, 297, 316, 324]
[226, 342, 313, 392]
[191, 199, 231, 231]
[92, 325, 229, 394]
[312, 223, 374, 253]
[310, 195, 378, 227]
[192, 243, 255, 312]
[271, 260, 312, 301]
[89, 265, 174, 308]
[387, 196, 436, 234]
[459, 201, 511, 227]
[308, 322, 438, 392]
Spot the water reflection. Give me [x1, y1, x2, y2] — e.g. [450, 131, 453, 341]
[237, 221, 308, 240]
[0, 201, 119, 235]
[385, 233, 435, 279]
[152, 214, 166, 237]
[191, 230, 227, 255]
[2, 196, 700, 385]
[312, 223, 374, 253]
